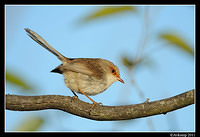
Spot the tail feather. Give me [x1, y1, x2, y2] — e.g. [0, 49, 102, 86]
[25, 28, 67, 62]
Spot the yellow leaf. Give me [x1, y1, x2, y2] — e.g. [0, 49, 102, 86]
[122, 56, 147, 70]
[122, 56, 134, 69]
[160, 33, 194, 56]
[83, 6, 136, 22]
[6, 71, 32, 90]
[16, 116, 44, 131]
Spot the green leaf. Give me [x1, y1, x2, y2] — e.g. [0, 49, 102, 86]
[159, 33, 194, 56]
[6, 71, 32, 90]
[16, 116, 44, 131]
[83, 6, 137, 22]
[122, 56, 146, 70]
[122, 55, 156, 72]
[122, 56, 134, 69]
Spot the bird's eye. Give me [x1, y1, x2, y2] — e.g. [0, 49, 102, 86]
[112, 69, 116, 74]
[110, 67, 117, 75]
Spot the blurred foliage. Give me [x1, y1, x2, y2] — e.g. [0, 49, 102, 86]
[6, 70, 33, 91]
[122, 56, 143, 70]
[122, 55, 156, 72]
[122, 56, 136, 70]
[81, 6, 137, 23]
[159, 33, 194, 56]
[16, 116, 44, 131]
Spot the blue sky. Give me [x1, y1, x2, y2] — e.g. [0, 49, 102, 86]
[5, 5, 195, 131]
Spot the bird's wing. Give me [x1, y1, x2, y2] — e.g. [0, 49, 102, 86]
[62, 58, 104, 79]
[64, 62, 94, 76]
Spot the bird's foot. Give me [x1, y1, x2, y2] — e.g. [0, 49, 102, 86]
[70, 95, 79, 102]
[89, 102, 102, 115]
[72, 95, 78, 99]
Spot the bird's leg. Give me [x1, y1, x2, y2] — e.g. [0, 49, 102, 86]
[70, 90, 78, 98]
[69, 90, 79, 103]
[78, 88, 102, 112]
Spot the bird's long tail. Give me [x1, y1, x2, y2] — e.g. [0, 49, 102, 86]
[25, 28, 68, 62]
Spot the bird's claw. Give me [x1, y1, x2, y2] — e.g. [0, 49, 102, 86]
[88, 102, 102, 115]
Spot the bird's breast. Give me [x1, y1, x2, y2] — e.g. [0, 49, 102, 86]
[63, 71, 108, 95]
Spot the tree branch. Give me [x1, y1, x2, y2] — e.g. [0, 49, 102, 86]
[6, 89, 194, 121]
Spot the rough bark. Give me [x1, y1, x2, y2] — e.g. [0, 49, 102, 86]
[6, 89, 194, 121]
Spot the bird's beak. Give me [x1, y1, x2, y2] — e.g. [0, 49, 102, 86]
[117, 76, 124, 84]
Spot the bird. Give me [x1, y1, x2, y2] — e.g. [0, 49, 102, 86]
[24, 28, 124, 111]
